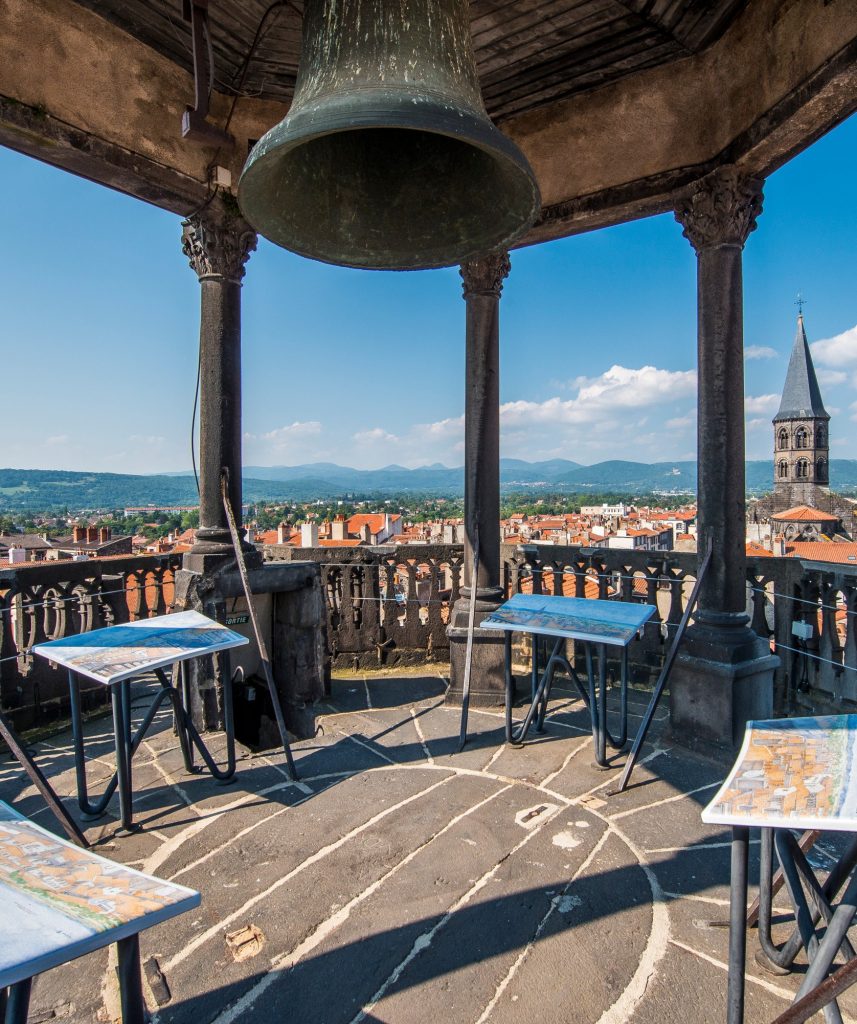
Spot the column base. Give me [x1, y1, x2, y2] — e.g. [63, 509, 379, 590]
[669, 619, 778, 751]
[446, 589, 507, 708]
[183, 536, 263, 575]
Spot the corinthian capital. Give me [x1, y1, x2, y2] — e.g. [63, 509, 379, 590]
[675, 166, 764, 252]
[460, 251, 511, 299]
[181, 213, 257, 283]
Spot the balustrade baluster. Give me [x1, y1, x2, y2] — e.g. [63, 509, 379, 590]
[843, 586, 857, 702]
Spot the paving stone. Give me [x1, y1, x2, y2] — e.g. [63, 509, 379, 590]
[3, 673, 848, 1024]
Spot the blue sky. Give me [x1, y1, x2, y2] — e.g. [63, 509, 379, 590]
[1, 112, 856, 474]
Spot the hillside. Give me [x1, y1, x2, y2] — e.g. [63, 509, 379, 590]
[3, 459, 857, 511]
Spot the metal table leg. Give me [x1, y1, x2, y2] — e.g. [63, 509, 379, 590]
[158, 661, 236, 783]
[4, 978, 31, 1024]
[596, 643, 608, 766]
[117, 935, 146, 1024]
[775, 829, 857, 1024]
[69, 670, 172, 820]
[728, 826, 750, 1024]
[113, 679, 135, 833]
[504, 632, 514, 744]
[507, 636, 564, 745]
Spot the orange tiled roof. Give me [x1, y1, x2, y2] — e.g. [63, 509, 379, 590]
[346, 513, 401, 536]
[746, 542, 773, 557]
[773, 505, 840, 522]
[786, 542, 857, 564]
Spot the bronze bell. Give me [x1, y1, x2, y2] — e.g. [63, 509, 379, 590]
[238, 0, 541, 271]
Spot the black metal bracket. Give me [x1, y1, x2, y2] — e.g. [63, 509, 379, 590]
[182, 0, 233, 146]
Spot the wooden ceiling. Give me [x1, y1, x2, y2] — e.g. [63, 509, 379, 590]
[72, 0, 746, 121]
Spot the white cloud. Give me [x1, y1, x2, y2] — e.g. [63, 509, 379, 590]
[422, 415, 464, 438]
[245, 421, 322, 443]
[746, 418, 768, 431]
[850, 401, 857, 423]
[744, 394, 779, 414]
[666, 415, 693, 430]
[354, 427, 399, 444]
[46, 435, 68, 445]
[745, 345, 777, 360]
[499, 365, 697, 428]
[812, 323, 857, 367]
[817, 369, 847, 387]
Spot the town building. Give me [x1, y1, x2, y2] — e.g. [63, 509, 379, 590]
[748, 313, 857, 542]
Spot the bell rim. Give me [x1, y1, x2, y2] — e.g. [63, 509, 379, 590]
[238, 97, 542, 270]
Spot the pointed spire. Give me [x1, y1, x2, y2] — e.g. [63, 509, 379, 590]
[773, 313, 829, 422]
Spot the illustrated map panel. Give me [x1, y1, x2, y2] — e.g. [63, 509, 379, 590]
[33, 609, 248, 685]
[702, 715, 857, 831]
[482, 593, 655, 647]
[0, 801, 199, 987]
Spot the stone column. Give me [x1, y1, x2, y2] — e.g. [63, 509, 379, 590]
[181, 211, 257, 573]
[670, 166, 778, 749]
[446, 252, 509, 706]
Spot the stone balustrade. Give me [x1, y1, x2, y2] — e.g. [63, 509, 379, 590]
[0, 553, 181, 730]
[2, 544, 855, 732]
[269, 542, 857, 718]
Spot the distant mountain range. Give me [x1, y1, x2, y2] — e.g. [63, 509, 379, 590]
[3, 460, 857, 511]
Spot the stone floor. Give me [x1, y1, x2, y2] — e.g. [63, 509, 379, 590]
[2, 672, 856, 1024]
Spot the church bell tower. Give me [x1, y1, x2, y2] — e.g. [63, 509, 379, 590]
[772, 311, 830, 507]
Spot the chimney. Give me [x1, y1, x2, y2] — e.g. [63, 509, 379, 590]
[360, 523, 372, 543]
[277, 523, 288, 544]
[331, 515, 347, 541]
[8, 546, 26, 564]
[72, 525, 86, 543]
[442, 524, 455, 544]
[99, 527, 110, 543]
[772, 536, 787, 557]
[301, 522, 319, 547]
[87, 526, 99, 543]
[245, 527, 256, 543]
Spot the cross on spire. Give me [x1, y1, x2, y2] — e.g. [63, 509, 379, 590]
[795, 293, 807, 316]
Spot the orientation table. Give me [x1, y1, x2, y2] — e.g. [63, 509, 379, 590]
[34, 610, 248, 833]
[704, 715, 857, 1024]
[0, 800, 198, 1023]
[482, 593, 655, 766]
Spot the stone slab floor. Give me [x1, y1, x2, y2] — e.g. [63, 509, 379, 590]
[2, 673, 856, 1024]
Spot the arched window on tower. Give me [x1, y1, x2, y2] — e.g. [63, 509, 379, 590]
[778, 460, 788, 479]
[778, 428, 789, 450]
[796, 459, 809, 479]
[817, 425, 827, 447]
[795, 426, 809, 449]
[817, 457, 828, 483]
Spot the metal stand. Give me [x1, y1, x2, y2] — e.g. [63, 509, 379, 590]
[728, 826, 750, 1024]
[0, 709, 87, 848]
[68, 660, 236, 832]
[727, 825, 857, 1024]
[505, 634, 630, 767]
[2, 978, 31, 1024]
[2, 938, 146, 1024]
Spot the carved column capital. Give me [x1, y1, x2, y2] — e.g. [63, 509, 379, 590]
[460, 251, 511, 299]
[181, 213, 257, 283]
[675, 166, 764, 252]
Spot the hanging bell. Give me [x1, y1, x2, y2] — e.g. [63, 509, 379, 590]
[238, 0, 541, 271]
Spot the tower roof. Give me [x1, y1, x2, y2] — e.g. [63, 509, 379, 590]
[773, 314, 829, 422]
